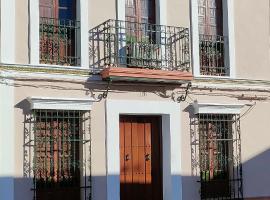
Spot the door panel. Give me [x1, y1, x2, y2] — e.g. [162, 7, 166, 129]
[198, 0, 223, 35]
[125, 0, 155, 24]
[120, 116, 162, 200]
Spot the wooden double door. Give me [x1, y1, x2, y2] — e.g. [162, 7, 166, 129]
[120, 116, 163, 200]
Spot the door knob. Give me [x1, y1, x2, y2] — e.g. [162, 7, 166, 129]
[125, 154, 131, 161]
[145, 154, 151, 161]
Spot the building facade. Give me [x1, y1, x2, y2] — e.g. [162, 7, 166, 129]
[0, 0, 270, 200]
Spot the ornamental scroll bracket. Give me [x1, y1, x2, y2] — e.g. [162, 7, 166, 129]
[96, 79, 112, 102]
[173, 82, 192, 103]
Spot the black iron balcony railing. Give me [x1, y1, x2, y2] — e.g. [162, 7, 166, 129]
[89, 19, 190, 72]
[199, 34, 228, 76]
[40, 17, 80, 66]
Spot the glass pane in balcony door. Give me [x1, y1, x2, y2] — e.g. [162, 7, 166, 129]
[198, 0, 223, 36]
[40, 0, 76, 19]
[125, 0, 155, 24]
[40, 0, 55, 18]
[39, 0, 78, 65]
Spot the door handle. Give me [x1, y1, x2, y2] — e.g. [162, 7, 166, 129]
[125, 154, 131, 161]
[145, 154, 151, 161]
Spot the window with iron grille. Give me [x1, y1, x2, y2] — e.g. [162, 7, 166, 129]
[39, 0, 80, 66]
[198, 114, 243, 200]
[32, 110, 91, 200]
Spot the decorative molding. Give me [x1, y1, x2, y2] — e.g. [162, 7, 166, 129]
[192, 100, 245, 114]
[0, 64, 90, 76]
[27, 97, 95, 110]
[193, 78, 270, 91]
[0, 65, 270, 92]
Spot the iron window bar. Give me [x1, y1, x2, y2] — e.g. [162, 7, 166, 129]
[198, 114, 243, 200]
[199, 34, 229, 76]
[29, 110, 91, 200]
[89, 19, 190, 72]
[40, 17, 80, 66]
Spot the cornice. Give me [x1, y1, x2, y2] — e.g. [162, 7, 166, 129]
[27, 96, 95, 110]
[0, 64, 90, 76]
[192, 100, 245, 114]
[0, 64, 270, 92]
[193, 77, 270, 92]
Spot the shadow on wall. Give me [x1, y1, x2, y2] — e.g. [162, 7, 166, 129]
[0, 175, 188, 200]
[242, 149, 270, 198]
[0, 153, 270, 199]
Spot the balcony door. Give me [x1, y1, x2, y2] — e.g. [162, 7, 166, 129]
[125, 0, 160, 68]
[198, 0, 223, 36]
[198, 0, 226, 76]
[125, 0, 155, 25]
[39, 0, 78, 65]
[120, 116, 163, 200]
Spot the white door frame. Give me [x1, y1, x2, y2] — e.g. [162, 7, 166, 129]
[105, 99, 182, 200]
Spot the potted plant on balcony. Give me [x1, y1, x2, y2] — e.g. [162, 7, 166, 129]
[125, 34, 162, 70]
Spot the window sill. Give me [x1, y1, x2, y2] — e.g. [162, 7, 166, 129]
[194, 74, 234, 80]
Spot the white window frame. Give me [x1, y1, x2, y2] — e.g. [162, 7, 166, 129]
[29, 0, 89, 68]
[191, 0, 236, 78]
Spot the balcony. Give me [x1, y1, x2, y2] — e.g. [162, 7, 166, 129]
[89, 19, 192, 83]
[199, 35, 228, 76]
[40, 17, 80, 66]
